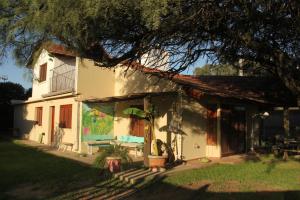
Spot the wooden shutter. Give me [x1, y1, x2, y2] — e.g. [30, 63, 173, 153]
[36, 107, 43, 126]
[39, 63, 47, 82]
[60, 104, 72, 128]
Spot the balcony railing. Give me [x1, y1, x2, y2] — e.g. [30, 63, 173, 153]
[50, 69, 75, 93]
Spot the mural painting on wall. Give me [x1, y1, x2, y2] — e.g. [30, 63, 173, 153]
[82, 103, 114, 141]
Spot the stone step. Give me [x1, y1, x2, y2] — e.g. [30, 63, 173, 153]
[129, 170, 163, 185]
[114, 168, 137, 178]
[118, 168, 146, 181]
[124, 169, 151, 182]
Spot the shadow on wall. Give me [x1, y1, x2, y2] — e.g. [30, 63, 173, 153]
[117, 68, 177, 95]
[52, 126, 65, 148]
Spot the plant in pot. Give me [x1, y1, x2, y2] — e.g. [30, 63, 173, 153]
[94, 144, 132, 173]
[123, 106, 168, 171]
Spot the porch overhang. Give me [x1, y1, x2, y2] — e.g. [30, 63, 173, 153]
[76, 91, 178, 103]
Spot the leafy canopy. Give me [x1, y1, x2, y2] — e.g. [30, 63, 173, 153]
[0, 0, 300, 94]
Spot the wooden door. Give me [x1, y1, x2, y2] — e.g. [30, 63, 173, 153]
[221, 106, 246, 156]
[130, 116, 144, 137]
[207, 105, 218, 145]
[129, 105, 145, 137]
[50, 106, 55, 144]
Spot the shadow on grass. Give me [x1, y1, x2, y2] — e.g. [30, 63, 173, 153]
[0, 138, 138, 200]
[128, 176, 300, 200]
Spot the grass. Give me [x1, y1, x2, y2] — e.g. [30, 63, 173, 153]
[0, 138, 133, 200]
[130, 156, 300, 200]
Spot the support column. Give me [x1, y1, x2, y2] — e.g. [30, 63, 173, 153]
[143, 96, 152, 167]
[283, 108, 290, 137]
[216, 103, 222, 157]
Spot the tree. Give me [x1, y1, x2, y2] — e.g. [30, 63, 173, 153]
[0, 82, 27, 132]
[0, 1, 299, 95]
[193, 64, 238, 76]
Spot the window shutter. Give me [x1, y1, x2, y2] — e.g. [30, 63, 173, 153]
[39, 63, 47, 82]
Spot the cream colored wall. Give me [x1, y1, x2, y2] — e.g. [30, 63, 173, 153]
[114, 67, 177, 96]
[76, 58, 115, 99]
[14, 97, 80, 151]
[31, 50, 76, 99]
[181, 97, 207, 160]
[32, 50, 54, 99]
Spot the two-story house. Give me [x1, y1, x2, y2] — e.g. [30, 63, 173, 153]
[13, 43, 299, 161]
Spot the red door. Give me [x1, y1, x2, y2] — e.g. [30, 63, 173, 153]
[129, 105, 144, 137]
[130, 116, 145, 137]
[207, 105, 218, 146]
[50, 106, 55, 144]
[221, 106, 246, 156]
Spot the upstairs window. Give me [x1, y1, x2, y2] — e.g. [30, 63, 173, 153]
[59, 104, 72, 128]
[39, 63, 47, 82]
[35, 107, 43, 126]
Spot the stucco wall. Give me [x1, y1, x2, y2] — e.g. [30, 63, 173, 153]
[114, 67, 177, 96]
[31, 50, 76, 99]
[32, 50, 54, 99]
[181, 97, 207, 160]
[14, 97, 80, 150]
[77, 58, 115, 99]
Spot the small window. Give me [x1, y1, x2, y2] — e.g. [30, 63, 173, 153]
[59, 104, 72, 128]
[35, 107, 43, 126]
[39, 63, 47, 82]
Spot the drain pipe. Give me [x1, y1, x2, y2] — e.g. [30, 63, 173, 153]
[75, 101, 81, 151]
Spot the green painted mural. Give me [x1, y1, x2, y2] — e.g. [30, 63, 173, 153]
[81, 103, 114, 141]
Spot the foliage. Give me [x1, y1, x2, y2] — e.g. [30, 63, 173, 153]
[0, 82, 27, 104]
[123, 106, 159, 156]
[193, 64, 238, 76]
[0, 1, 300, 94]
[93, 144, 132, 168]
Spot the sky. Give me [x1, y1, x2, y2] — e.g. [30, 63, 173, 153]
[0, 54, 207, 90]
[0, 55, 32, 89]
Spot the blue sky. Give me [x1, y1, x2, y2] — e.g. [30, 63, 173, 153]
[0, 55, 32, 89]
[0, 54, 207, 90]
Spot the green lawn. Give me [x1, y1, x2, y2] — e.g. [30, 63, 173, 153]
[130, 156, 300, 200]
[0, 138, 132, 200]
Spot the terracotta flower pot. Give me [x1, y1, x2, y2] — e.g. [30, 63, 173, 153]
[148, 155, 167, 169]
[106, 156, 121, 173]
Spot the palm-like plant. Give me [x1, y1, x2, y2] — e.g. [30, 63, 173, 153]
[93, 144, 132, 168]
[123, 106, 159, 156]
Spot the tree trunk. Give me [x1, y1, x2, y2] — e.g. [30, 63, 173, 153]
[143, 96, 152, 167]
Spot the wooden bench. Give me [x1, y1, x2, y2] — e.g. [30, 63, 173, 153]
[86, 135, 114, 155]
[115, 135, 144, 157]
[58, 142, 74, 152]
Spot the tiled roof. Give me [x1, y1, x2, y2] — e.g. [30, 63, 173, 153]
[45, 44, 76, 57]
[31, 44, 296, 106]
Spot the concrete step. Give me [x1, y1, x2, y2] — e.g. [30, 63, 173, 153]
[114, 168, 137, 178]
[129, 170, 163, 185]
[124, 169, 151, 182]
[118, 168, 146, 181]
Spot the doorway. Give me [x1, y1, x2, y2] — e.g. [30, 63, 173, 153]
[50, 106, 55, 145]
[129, 105, 145, 137]
[221, 106, 246, 156]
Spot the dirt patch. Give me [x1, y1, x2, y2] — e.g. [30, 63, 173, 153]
[6, 184, 53, 199]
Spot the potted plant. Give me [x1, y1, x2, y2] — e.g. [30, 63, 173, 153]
[123, 106, 168, 170]
[94, 144, 132, 173]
